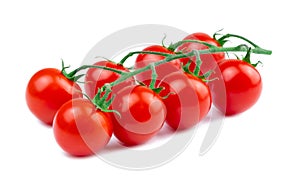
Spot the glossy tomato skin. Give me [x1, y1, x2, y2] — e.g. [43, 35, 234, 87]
[84, 61, 133, 99]
[177, 32, 225, 73]
[26, 68, 82, 125]
[158, 72, 212, 130]
[214, 59, 262, 115]
[135, 45, 181, 86]
[53, 99, 113, 156]
[111, 85, 166, 146]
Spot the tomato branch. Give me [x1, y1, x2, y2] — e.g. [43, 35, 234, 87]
[119, 44, 271, 68]
[168, 39, 217, 51]
[60, 41, 272, 116]
[108, 44, 272, 88]
[193, 50, 202, 76]
[64, 42, 271, 84]
[63, 64, 126, 81]
[119, 51, 173, 65]
[150, 63, 158, 90]
[215, 33, 261, 48]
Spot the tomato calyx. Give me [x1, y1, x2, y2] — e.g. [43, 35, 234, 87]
[90, 85, 121, 116]
[136, 80, 165, 95]
[61, 60, 85, 82]
[213, 29, 228, 47]
[242, 48, 262, 67]
[181, 60, 214, 82]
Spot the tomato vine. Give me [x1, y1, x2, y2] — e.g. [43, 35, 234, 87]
[62, 35, 272, 112]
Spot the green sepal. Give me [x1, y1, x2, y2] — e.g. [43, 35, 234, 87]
[182, 60, 192, 74]
[242, 47, 262, 68]
[161, 91, 175, 100]
[200, 70, 214, 79]
[72, 74, 85, 82]
[213, 29, 228, 47]
[91, 85, 120, 116]
[61, 59, 85, 82]
[152, 87, 164, 94]
[161, 34, 168, 49]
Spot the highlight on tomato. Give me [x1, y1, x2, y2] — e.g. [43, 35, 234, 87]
[53, 98, 113, 156]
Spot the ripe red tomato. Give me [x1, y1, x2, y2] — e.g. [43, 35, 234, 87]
[158, 72, 212, 130]
[53, 98, 113, 156]
[26, 68, 82, 125]
[111, 85, 166, 146]
[212, 59, 262, 115]
[84, 61, 133, 99]
[135, 45, 181, 85]
[177, 32, 225, 73]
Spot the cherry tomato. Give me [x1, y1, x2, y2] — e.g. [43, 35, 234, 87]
[212, 59, 262, 115]
[158, 72, 212, 130]
[177, 32, 225, 73]
[84, 61, 133, 99]
[135, 45, 181, 86]
[26, 68, 82, 125]
[53, 98, 113, 156]
[111, 85, 166, 146]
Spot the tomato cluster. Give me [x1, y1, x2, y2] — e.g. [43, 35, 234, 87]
[26, 31, 271, 156]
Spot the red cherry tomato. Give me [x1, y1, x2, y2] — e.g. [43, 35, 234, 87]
[177, 32, 225, 73]
[212, 59, 262, 115]
[111, 85, 166, 146]
[53, 98, 113, 156]
[26, 68, 82, 125]
[158, 72, 212, 130]
[135, 45, 181, 86]
[84, 61, 133, 99]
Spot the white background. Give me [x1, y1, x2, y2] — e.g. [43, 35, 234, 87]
[1, 0, 299, 191]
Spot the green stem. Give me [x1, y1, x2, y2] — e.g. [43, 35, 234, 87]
[119, 51, 172, 65]
[119, 43, 271, 68]
[193, 50, 202, 76]
[119, 40, 219, 66]
[64, 64, 126, 81]
[150, 64, 157, 89]
[168, 39, 217, 51]
[65, 44, 272, 83]
[110, 59, 167, 87]
[109, 44, 272, 88]
[217, 33, 260, 48]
